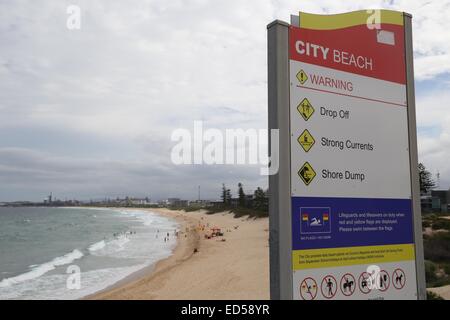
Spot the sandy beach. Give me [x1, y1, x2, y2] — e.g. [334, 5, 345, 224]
[429, 286, 450, 300]
[90, 208, 269, 300]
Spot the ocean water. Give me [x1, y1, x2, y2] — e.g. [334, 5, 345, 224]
[0, 207, 178, 300]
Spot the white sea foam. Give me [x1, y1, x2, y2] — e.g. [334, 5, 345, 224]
[88, 240, 106, 252]
[0, 249, 83, 288]
[88, 236, 130, 256]
[0, 265, 146, 300]
[117, 210, 156, 226]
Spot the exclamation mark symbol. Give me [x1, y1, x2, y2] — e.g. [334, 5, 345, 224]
[296, 69, 308, 85]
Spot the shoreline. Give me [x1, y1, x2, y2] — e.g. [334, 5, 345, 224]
[85, 207, 200, 300]
[89, 208, 270, 300]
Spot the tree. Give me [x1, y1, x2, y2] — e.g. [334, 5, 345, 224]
[221, 184, 232, 206]
[221, 184, 227, 205]
[419, 163, 436, 193]
[238, 183, 246, 207]
[226, 188, 232, 205]
[253, 187, 268, 212]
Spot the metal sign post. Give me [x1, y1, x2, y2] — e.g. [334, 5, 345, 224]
[268, 10, 426, 300]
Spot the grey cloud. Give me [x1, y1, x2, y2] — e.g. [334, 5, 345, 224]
[0, 147, 266, 201]
[0, 0, 449, 201]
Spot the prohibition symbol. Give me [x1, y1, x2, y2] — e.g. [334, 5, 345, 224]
[378, 270, 390, 292]
[297, 98, 315, 121]
[321, 275, 337, 299]
[392, 268, 406, 290]
[340, 273, 356, 296]
[358, 272, 372, 294]
[300, 277, 318, 300]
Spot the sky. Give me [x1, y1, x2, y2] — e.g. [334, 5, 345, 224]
[1, 0, 450, 202]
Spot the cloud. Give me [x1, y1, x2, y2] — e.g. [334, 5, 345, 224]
[0, 0, 450, 201]
[416, 89, 450, 188]
[0, 147, 266, 201]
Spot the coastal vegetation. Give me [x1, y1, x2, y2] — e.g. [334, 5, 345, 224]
[212, 183, 268, 218]
[423, 213, 450, 288]
[169, 183, 268, 219]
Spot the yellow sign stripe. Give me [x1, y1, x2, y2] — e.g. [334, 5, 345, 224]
[299, 10, 404, 30]
[293, 244, 415, 270]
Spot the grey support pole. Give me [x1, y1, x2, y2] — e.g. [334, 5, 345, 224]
[404, 13, 427, 300]
[267, 20, 293, 300]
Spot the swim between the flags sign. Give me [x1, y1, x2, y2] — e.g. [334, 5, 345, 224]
[300, 208, 331, 234]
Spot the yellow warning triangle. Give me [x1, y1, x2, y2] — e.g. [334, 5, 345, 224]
[298, 162, 316, 186]
[297, 98, 315, 121]
[298, 129, 315, 152]
[296, 70, 308, 85]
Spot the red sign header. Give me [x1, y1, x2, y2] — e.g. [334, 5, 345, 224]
[290, 23, 406, 84]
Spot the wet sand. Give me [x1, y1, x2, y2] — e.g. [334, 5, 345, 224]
[89, 208, 269, 300]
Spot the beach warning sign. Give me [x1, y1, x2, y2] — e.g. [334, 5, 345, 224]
[297, 70, 308, 85]
[298, 129, 315, 152]
[268, 9, 426, 300]
[297, 98, 314, 121]
[298, 162, 316, 186]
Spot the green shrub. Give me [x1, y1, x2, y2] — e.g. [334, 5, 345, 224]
[431, 219, 450, 231]
[424, 232, 450, 262]
[425, 260, 438, 285]
[443, 263, 450, 276]
[429, 276, 450, 288]
[427, 291, 444, 300]
[422, 220, 431, 228]
[231, 207, 268, 219]
[182, 206, 203, 212]
[205, 207, 229, 215]
[204, 205, 268, 219]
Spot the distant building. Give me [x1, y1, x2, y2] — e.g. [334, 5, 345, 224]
[431, 189, 450, 212]
[421, 191, 432, 212]
[166, 198, 181, 206]
[245, 195, 254, 207]
[163, 198, 189, 207]
[230, 198, 239, 207]
[210, 200, 223, 207]
[421, 189, 450, 213]
[129, 198, 151, 206]
[230, 195, 254, 208]
[173, 199, 189, 207]
[189, 200, 212, 208]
